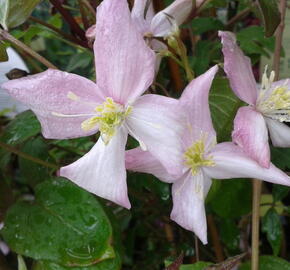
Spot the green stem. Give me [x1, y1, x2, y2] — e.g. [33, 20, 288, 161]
[251, 179, 262, 270]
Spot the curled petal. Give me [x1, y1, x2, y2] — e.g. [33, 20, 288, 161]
[265, 118, 290, 147]
[125, 147, 178, 183]
[151, 0, 193, 37]
[204, 142, 290, 186]
[60, 127, 131, 209]
[232, 106, 270, 168]
[171, 171, 212, 244]
[219, 31, 258, 105]
[126, 94, 185, 177]
[94, 0, 155, 104]
[180, 65, 218, 143]
[2, 69, 103, 139]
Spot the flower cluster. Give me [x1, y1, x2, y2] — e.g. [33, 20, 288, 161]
[3, 0, 290, 244]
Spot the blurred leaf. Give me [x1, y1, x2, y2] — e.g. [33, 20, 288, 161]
[1, 178, 114, 266]
[0, 110, 40, 145]
[18, 255, 27, 270]
[209, 77, 243, 142]
[190, 18, 224, 35]
[165, 253, 184, 270]
[239, 255, 290, 270]
[0, 0, 42, 30]
[19, 137, 54, 187]
[0, 41, 8, 62]
[219, 219, 240, 252]
[66, 51, 93, 72]
[257, 0, 281, 37]
[270, 147, 290, 170]
[164, 260, 212, 270]
[209, 179, 252, 218]
[262, 208, 282, 256]
[260, 194, 284, 217]
[272, 184, 290, 202]
[0, 180, 14, 222]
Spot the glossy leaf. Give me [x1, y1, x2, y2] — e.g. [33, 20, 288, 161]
[0, 0, 42, 29]
[262, 208, 282, 256]
[239, 255, 290, 270]
[257, 0, 281, 37]
[1, 178, 114, 266]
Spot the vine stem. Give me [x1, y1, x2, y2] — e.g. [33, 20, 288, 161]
[251, 179, 262, 270]
[273, 0, 287, 80]
[0, 29, 58, 69]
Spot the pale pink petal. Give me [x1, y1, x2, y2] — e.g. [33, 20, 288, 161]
[204, 142, 290, 186]
[151, 0, 193, 37]
[60, 127, 131, 209]
[171, 171, 212, 244]
[125, 147, 178, 183]
[85, 24, 96, 40]
[265, 118, 290, 147]
[271, 79, 290, 89]
[232, 106, 270, 168]
[219, 31, 258, 105]
[180, 65, 218, 142]
[131, 0, 155, 33]
[94, 0, 155, 104]
[2, 69, 103, 139]
[125, 94, 185, 177]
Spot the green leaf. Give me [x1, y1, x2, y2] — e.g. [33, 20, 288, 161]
[164, 260, 212, 270]
[257, 0, 281, 37]
[209, 179, 252, 218]
[18, 255, 28, 270]
[239, 255, 290, 270]
[0, 110, 41, 145]
[0, 41, 8, 62]
[262, 208, 282, 256]
[219, 219, 240, 252]
[1, 178, 114, 266]
[270, 147, 290, 170]
[209, 77, 243, 142]
[19, 137, 54, 187]
[190, 18, 224, 35]
[0, 0, 42, 29]
[272, 184, 290, 202]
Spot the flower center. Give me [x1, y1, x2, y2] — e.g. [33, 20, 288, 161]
[81, 97, 131, 144]
[257, 67, 290, 122]
[183, 138, 215, 176]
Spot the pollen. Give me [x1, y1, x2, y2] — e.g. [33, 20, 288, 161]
[183, 138, 215, 176]
[81, 97, 132, 144]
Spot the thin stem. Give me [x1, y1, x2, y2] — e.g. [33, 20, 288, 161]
[0, 141, 59, 170]
[0, 29, 57, 69]
[273, 0, 287, 80]
[251, 179, 262, 270]
[226, 6, 252, 27]
[194, 235, 200, 261]
[80, 0, 96, 17]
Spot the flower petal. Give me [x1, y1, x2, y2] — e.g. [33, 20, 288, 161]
[94, 0, 155, 104]
[2, 69, 103, 139]
[219, 31, 258, 105]
[180, 65, 218, 142]
[126, 94, 185, 176]
[60, 126, 131, 209]
[125, 147, 178, 183]
[265, 118, 290, 147]
[232, 106, 270, 168]
[171, 171, 212, 244]
[204, 142, 290, 186]
[131, 0, 155, 33]
[151, 0, 193, 37]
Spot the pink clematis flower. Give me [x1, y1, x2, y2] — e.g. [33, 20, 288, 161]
[125, 65, 290, 244]
[2, 0, 185, 209]
[219, 31, 290, 168]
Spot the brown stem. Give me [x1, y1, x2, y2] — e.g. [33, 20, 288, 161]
[251, 179, 262, 270]
[273, 0, 287, 80]
[0, 141, 59, 170]
[29, 16, 86, 47]
[49, 0, 86, 40]
[207, 214, 225, 262]
[167, 59, 184, 91]
[194, 235, 200, 261]
[226, 6, 252, 27]
[0, 29, 57, 69]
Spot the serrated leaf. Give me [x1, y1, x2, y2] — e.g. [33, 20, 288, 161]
[209, 77, 243, 142]
[257, 0, 281, 37]
[262, 208, 282, 256]
[0, 0, 42, 30]
[239, 255, 290, 270]
[0, 41, 8, 62]
[1, 178, 114, 267]
[0, 110, 40, 145]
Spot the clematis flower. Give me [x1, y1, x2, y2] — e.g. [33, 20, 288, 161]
[219, 31, 290, 168]
[2, 0, 185, 209]
[125, 65, 290, 244]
